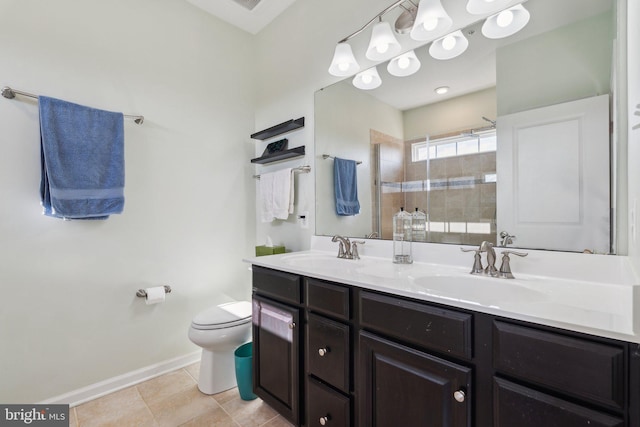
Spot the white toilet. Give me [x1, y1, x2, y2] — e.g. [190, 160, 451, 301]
[188, 300, 253, 395]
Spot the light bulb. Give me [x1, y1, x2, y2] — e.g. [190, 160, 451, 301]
[442, 35, 456, 51]
[338, 62, 349, 72]
[485, 0, 496, 3]
[362, 74, 373, 84]
[423, 17, 439, 31]
[377, 43, 389, 54]
[497, 10, 514, 28]
[398, 56, 411, 69]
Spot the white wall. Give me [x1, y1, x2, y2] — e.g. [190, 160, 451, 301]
[0, 0, 255, 403]
[252, 0, 395, 252]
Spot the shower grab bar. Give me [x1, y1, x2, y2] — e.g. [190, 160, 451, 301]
[253, 165, 311, 179]
[322, 154, 362, 165]
[2, 86, 144, 125]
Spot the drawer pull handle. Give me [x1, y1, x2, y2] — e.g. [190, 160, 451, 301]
[320, 415, 330, 425]
[453, 390, 466, 403]
[288, 322, 296, 329]
[318, 347, 330, 357]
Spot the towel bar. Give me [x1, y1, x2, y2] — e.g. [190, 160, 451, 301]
[136, 285, 172, 298]
[253, 165, 311, 179]
[2, 86, 144, 125]
[322, 154, 362, 165]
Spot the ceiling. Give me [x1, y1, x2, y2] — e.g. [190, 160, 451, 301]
[186, 0, 297, 34]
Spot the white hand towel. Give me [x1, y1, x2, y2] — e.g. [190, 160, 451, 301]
[260, 168, 293, 222]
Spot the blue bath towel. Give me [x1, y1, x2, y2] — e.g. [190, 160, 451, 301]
[39, 96, 125, 219]
[334, 157, 360, 216]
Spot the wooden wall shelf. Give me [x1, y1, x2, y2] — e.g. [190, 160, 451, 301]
[251, 117, 305, 140]
[251, 146, 305, 164]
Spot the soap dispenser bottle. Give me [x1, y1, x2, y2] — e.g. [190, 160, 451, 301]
[412, 207, 427, 242]
[393, 207, 413, 264]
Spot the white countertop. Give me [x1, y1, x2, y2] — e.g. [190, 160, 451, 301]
[244, 236, 640, 344]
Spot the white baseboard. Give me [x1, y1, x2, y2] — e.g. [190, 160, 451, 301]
[40, 351, 202, 407]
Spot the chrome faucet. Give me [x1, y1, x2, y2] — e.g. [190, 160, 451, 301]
[499, 231, 516, 247]
[461, 241, 499, 277]
[351, 240, 365, 259]
[331, 235, 352, 259]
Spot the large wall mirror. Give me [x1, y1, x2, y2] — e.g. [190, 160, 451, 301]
[315, 0, 625, 254]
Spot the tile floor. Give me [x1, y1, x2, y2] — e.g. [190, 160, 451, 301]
[68, 362, 295, 427]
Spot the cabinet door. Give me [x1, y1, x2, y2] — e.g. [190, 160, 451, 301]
[358, 331, 471, 427]
[253, 295, 301, 425]
[494, 377, 624, 427]
[307, 313, 350, 393]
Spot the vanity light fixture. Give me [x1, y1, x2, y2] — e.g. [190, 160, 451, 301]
[429, 30, 469, 60]
[328, 42, 360, 77]
[434, 86, 449, 95]
[482, 4, 530, 39]
[387, 50, 421, 77]
[466, 0, 512, 15]
[353, 67, 382, 90]
[366, 19, 402, 61]
[410, 0, 453, 41]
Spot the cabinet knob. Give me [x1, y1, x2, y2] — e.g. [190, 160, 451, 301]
[318, 347, 330, 357]
[453, 390, 466, 403]
[288, 322, 296, 329]
[319, 415, 329, 425]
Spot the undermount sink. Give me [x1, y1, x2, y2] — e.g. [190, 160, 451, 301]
[410, 275, 547, 307]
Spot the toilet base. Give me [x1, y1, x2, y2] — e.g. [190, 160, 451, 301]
[197, 348, 239, 395]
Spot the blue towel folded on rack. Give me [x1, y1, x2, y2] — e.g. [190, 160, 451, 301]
[334, 157, 360, 216]
[39, 96, 125, 219]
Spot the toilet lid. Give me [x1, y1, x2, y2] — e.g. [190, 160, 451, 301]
[191, 301, 252, 330]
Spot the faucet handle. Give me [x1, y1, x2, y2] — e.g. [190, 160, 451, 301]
[351, 240, 365, 260]
[461, 247, 484, 274]
[498, 250, 528, 279]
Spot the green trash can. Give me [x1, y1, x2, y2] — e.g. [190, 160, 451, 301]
[234, 342, 257, 400]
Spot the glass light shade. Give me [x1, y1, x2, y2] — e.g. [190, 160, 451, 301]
[410, 0, 453, 41]
[352, 67, 382, 90]
[429, 30, 469, 60]
[481, 4, 530, 39]
[387, 50, 421, 77]
[466, 0, 511, 15]
[328, 42, 360, 77]
[366, 21, 402, 61]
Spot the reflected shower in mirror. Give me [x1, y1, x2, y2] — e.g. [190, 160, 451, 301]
[315, 0, 622, 254]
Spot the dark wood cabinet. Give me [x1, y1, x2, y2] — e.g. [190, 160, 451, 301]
[252, 267, 303, 425]
[494, 377, 624, 427]
[251, 265, 640, 427]
[359, 331, 471, 427]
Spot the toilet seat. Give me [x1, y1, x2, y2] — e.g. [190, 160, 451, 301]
[191, 300, 252, 330]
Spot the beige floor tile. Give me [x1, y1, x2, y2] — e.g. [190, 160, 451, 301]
[137, 369, 197, 406]
[222, 398, 279, 427]
[178, 405, 238, 427]
[76, 386, 156, 427]
[184, 362, 200, 383]
[147, 385, 219, 427]
[68, 408, 77, 427]
[260, 415, 295, 427]
[212, 387, 241, 405]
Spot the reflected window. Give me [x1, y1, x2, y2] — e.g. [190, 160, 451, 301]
[412, 130, 496, 162]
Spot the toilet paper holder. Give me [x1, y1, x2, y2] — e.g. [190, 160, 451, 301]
[136, 285, 172, 298]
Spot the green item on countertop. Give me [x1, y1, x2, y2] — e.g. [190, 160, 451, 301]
[255, 245, 285, 256]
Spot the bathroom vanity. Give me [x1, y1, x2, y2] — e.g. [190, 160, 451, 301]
[246, 239, 640, 427]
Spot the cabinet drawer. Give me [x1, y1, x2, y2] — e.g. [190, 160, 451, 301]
[493, 321, 625, 410]
[306, 278, 350, 320]
[252, 266, 302, 305]
[494, 377, 623, 427]
[307, 313, 350, 392]
[359, 291, 473, 359]
[307, 377, 350, 427]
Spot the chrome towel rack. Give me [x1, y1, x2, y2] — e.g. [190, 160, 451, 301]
[322, 154, 362, 165]
[2, 86, 144, 125]
[254, 165, 311, 179]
